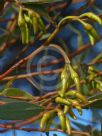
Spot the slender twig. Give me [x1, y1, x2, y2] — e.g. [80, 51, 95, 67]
[0, 12, 102, 79]
[0, 27, 60, 80]
[19, 57, 102, 71]
[48, 1, 72, 12]
[72, 0, 96, 15]
[0, 17, 17, 53]
[0, 125, 90, 136]
[2, 33, 102, 81]
[1, 68, 62, 81]
[88, 59, 102, 65]
[15, 112, 44, 128]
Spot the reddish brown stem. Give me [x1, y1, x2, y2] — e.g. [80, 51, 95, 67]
[0, 35, 101, 81]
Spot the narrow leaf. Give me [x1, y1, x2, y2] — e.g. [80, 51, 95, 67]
[83, 99, 102, 109]
[0, 88, 34, 100]
[0, 101, 44, 120]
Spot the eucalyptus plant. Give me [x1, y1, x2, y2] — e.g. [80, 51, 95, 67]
[0, 0, 102, 136]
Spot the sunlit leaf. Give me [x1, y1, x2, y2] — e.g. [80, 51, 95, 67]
[0, 88, 34, 100]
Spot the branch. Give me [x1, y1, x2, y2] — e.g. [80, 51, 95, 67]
[1, 68, 62, 81]
[0, 37, 102, 82]
[0, 10, 102, 80]
[72, 0, 96, 15]
[0, 126, 90, 136]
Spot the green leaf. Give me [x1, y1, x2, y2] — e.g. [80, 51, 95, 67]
[0, 88, 34, 100]
[83, 99, 102, 109]
[0, 101, 44, 120]
[88, 93, 102, 101]
[0, 98, 22, 103]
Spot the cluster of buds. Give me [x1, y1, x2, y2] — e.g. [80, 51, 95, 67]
[40, 64, 87, 134]
[40, 109, 71, 135]
[87, 66, 102, 92]
[54, 64, 87, 134]
[40, 110, 56, 132]
[80, 12, 102, 45]
[58, 12, 102, 45]
[59, 64, 81, 97]
[18, 7, 45, 44]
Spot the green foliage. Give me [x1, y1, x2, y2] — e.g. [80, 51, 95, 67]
[84, 99, 102, 109]
[0, 101, 44, 120]
[0, 88, 34, 100]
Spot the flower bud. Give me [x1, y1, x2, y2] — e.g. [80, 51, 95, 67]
[65, 90, 87, 102]
[80, 12, 102, 25]
[68, 108, 77, 120]
[57, 110, 66, 132]
[55, 97, 71, 106]
[32, 17, 38, 34]
[24, 14, 32, 24]
[76, 106, 82, 115]
[66, 117, 71, 135]
[40, 110, 56, 131]
[68, 64, 80, 92]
